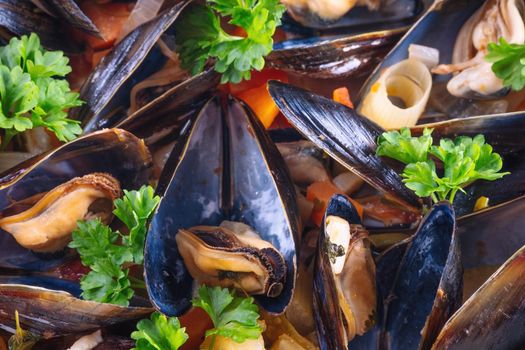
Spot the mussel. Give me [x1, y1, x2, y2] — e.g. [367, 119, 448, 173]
[313, 194, 376, 349]
[0, 128, 152, 270]
[39, 0, 101, 37]
[69, 1, 192, 133]
[0, 173, 120, 253]
[144, 96, 300, 316]
[0, 275, 152, 338]
[357, 0, 525, 120]
[382, 202, 462, 350]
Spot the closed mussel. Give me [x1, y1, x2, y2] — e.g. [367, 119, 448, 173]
[0, 128, 152, 270]
[313, 194, 377, 349]
[144, 96, 299, 316]
[383, 202, 462, 350]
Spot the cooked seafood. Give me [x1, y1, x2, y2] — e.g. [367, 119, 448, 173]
[176, 222, 287, 298]
[283, 0, 380, 26]
[0, 173, 120, 253]
[433, 0, 525, 98]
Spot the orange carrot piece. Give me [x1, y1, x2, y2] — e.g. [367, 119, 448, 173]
[179, 307, 213, 350]
[237, 83, 280, 129]
[307, 180, 363, 226]
[229, 69, 288, 96]
[333, 87, 354, 109]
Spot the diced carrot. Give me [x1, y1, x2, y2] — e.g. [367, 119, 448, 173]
[67, 54, 92, 90]
[332, 87, 354, 109]
[229, 69, 288, 95]
[78, 1, 131, 50]
[179, 307, 213, 350]
[306, 180, 363, 226]
[237, 83, 280, 129]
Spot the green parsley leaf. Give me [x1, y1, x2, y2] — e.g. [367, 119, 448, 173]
[376, 127, 433, 164]
[69, 185, 160, 306]
[0, 33, 82, 148]
[377, 128, 510, 204]
[192, 285, 262, 343]
[114, 185, 161, 264]
[486, 38, 525, 91]
[131, 312, 189, 350]
[80, 261, 134, 306]
[175, 0, 285, 84]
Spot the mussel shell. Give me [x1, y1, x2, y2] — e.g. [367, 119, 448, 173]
[45, 0, 101, 37]
[267, 28, 405, 79]
[0, 0, 80, 52]
[383, 202, 462, 350]
[69, 1, 189, 132]
[144, 96, 299, 316]
[0, 276, 152, 338]
[116, 68, 220, 147]
[431, 244, 525, 349]
[0, 128, 152, 270]
[357, 0, 491, 104]
[312, 194, 363, 350]
[268, 80, 422, 210]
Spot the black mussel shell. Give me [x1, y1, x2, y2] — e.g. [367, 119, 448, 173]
[383, 202, 462, 350]
[45, 0, 101, 37]
[0, 275, 151, 338]
[268, 80, 422, 210]
[144, 96, 299, 316]
[0, 129, 153, 270]
[432, 243, 525, 349]
[69, 1, 190, 132]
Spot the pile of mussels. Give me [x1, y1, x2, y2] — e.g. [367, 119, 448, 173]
[0, 0, 525, 349]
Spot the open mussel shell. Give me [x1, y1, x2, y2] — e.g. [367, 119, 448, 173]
[0, 275, 152, 338]
[432, 243, 525, 349]
[313, 194, 375, 350]
[0, 128, 152, 270]
[268, 80, 422, 210]
[383, 202, 462, 350]
[267, 28, 405, 79]
[357, 0, 508, 108]
[69, 1, 190, 132]
[0, 0, 80, 52]
[144, 96, 299, 316]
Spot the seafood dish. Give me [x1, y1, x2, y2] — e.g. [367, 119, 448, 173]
[0, 0, 524, 349]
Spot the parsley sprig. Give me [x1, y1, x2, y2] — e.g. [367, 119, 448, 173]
[0, 33, 82, 149]
[486, 38, 525, 91]
[131, 312, 188, 350]
[175, 0, 285, 84]
[192, 285, 263, 344]
[68, 185, 160, 306]
[376, 128, 509, 204]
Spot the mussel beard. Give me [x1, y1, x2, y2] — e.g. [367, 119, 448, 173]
[433, 0, 525, 98]
[325, 216, 377, 341]
[0, 173, 121, 253]
[175, 223, 287, 298]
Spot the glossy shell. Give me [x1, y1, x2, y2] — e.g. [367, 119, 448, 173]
[144, 96, 299, 316]
[0, 276, 152, 338]
[0, 129, 152, 270]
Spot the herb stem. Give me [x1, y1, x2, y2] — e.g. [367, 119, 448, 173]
[129, 276, 146, 290]
[1, 130, 17, 151]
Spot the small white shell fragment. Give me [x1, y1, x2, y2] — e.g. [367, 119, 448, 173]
[408, 44, 440, 69]
[67, 330, 103, 350]
[325, 215, 351, 275]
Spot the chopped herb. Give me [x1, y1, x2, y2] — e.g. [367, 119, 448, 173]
[8, 311, 39, 350]
[131, 312, 188, 350]
[376, 128, 509, 204]
[69, 185, 161, 306]
[325, 238, 345, 264]
[175, 0, 285, 84]
[0, 33, 82, 149]
[486, 38, 525, 91]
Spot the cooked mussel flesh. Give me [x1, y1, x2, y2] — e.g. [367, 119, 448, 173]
[432, 0, 525, 98]
[176, 222, 286, 298]
[313, 195, 376, 349]
[0, 173, 121, 253]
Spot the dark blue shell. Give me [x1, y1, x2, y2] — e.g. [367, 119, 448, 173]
[384, 202, 462, 350]
[0, 129, 152, 270]
[144, 96, 299, 316]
